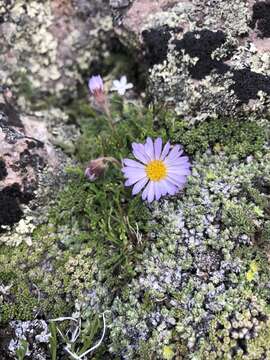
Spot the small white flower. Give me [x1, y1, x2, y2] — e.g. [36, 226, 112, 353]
[111, 75, 133, 96]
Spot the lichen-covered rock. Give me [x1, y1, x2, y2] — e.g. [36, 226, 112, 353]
[0, 0, 112, 97]
[115, 0, 270, 120]
[0, 89, 73, 249]
[0, 94, 47, 229]
[110, 0, 131, 9]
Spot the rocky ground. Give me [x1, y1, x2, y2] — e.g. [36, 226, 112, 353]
[1, 0, 270, 359]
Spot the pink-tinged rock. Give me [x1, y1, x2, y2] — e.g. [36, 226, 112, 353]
[247, 0, 257, 10]
[122, 0, 178, 37]
[0, 95, 59, 229]
[0, 0, 112, 96]
[249, 34, 270, 53]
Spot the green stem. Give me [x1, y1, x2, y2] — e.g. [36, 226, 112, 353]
[104, 156, 121, 168]
[104, 100, 115, 132]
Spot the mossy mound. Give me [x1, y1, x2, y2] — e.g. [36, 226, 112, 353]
[108, 151, 270, 359]
[166, 117, 266, 158]
[1, 96, 270, 358]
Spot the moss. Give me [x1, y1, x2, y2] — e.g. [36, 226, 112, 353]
[0, 272, 69, 323]
[138, 343, 156, 360]
[261, 221, 270, 244]
[1, 285, 40, 323]
[222, 201, 258, 237]
[15, 72, 35, 102]
[166, 117, 266, 158]
[244, 326, 270, 360]
[0, 227, 73, 323]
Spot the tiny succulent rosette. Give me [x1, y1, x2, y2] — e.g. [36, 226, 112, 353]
[122, 137, 191, 203]
[88, 75, 106, 105]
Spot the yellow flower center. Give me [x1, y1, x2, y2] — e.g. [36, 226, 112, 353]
[146, 160, 167, 181]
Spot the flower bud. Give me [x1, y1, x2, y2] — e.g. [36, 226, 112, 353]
[85, 156, 121, 181]
[85, 157, 108, 181]
[88, 75, 106, 106]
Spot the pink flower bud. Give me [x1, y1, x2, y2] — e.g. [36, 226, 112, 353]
[88, 75, 106, 106]
[4, 87, 12, 99]
[85, 157, 108, 181]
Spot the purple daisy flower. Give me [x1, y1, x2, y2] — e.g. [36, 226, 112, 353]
[122, 137, 191, 203]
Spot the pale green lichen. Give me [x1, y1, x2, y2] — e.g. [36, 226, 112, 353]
[143, 0, 270, 120]
[0, 218, 35, 247]
[0, 0, 113, 102]
[149, 53, 239, 121]
[192, 0, 250, 37]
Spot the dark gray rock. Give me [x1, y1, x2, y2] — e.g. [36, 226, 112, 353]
[110, 0, 131, 9]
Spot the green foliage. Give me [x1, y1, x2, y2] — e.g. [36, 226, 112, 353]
[15, 71, 35, 102]
[261, 221, 270, 244]
[66, 98, 97, 124]
[47, 103, 270, 357]
[46, 101, 180, 291]
[16, 339, 29, 360]
[242, 183, 269, 210]
[76, 99, 165, 163]
[222, 200, 258, 237]
[49, 322, 57, 360]
[76, 313, 109, 358]
[79, 314, 101, 355]
[46, 314, 108, 360]
[166, 117, 266, 157]
[0, 101, 155, 324]
[52, 102, 155, 286]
